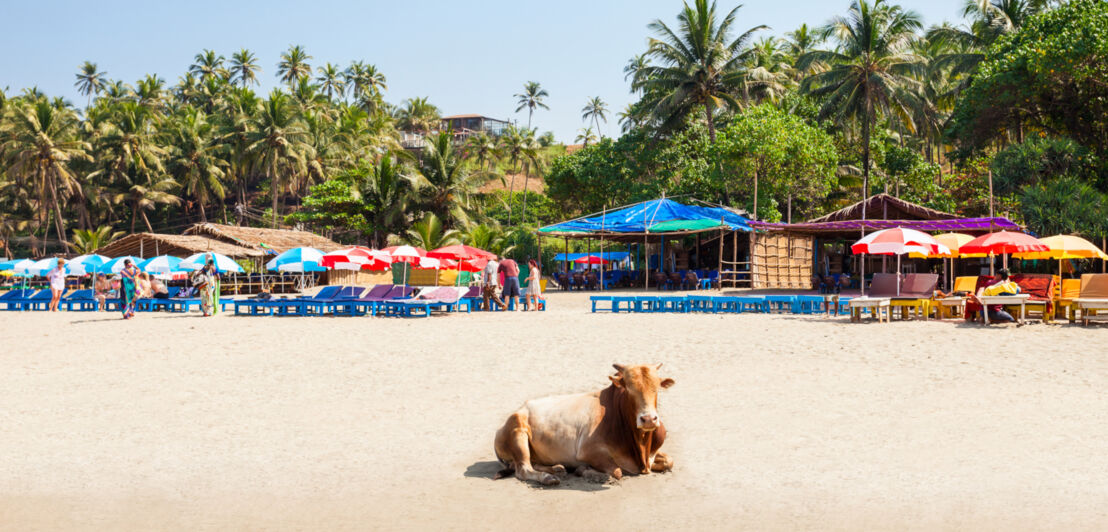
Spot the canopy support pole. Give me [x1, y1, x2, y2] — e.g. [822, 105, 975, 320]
[717, 227, 724, 292]
[564, 238, 569, 277]
[731, 230, 737, 289]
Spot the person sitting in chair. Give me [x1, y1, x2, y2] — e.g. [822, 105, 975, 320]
[968, 268, 1021, 323]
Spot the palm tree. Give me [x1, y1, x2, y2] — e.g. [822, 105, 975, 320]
[229, 48, 261, 87]
[277, 45, 313, 86]
[624, 54, 651, 92]
[745, 37, 793, 103]
[190, 49, 227, 82]
[166, 107, 228, 222]
[514, 81, 549, 130]
[405, 213, 461, 250]
[581, 97, 609, 137]
[134, 74, 167, 113]
[639, 0, 767, 141]
[396, 97, 441, 134]
[90, 101, 174, 232]
[70, 225, 123, 254]
[465, 131, 501, 171]
[74, 61, 106, 109]
[927, 0, 1047, 89]
[575, 127, 598, 146]
[1, 100, 91, 252]
[798, 0, 924, 219]
[500, 126, 543, 225]
[315, 63, 346, 101]
[354, 155, 420, 247]
[113, 173, 180, 232]
[418, 130, 486, 227]
[245, 90, 314, 227]
[345, 61, 388, 101]
[462, 223, 515, 255]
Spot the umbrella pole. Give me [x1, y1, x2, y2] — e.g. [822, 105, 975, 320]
[896, 254, 901, 296]
[861, 253, 866, 297]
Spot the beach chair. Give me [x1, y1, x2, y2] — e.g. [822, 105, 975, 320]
[0, 289, 36, 311]
[795, 295, 826, 314]
[61, 289, 97, 311]
[1074, 274, 1108, 325]
[250, 285, 344, 316]
[764, 295, 797, 313]
[869, 273, 937, 320]
[1055, 278, 1082, 322]
[952, 276, 978, 295]
[963, 275, 996, 322]
[11, 289, 53, 311]
[734, 296, 769, 313]
[686, 295, 715, 313]
[305, 286, 365, 315]
[1010, 274, 1056, 323]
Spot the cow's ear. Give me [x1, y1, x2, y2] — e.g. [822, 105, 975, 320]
[655, 363, 663, 370]
[660, 378, 675, 389]
[609, 374, 624, 388]
[612, 363, 626, 373]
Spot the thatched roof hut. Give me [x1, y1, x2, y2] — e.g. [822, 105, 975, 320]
[183, 223, 344, 254]
[95, 233, 267, 259]
[807, 193, 955, 223]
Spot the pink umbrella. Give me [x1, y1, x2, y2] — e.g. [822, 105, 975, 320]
[322, 247, 372, 270]
[851, 228, 949, 296]
[574, 255, 610, 265]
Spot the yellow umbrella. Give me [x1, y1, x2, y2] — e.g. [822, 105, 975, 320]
[1014, 234, 1108, 260]
[907, 233, 980, 292]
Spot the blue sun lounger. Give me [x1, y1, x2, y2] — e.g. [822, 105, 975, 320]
[331, 285, 395, 316]
[8, 289, 53, 311]
[62, 289, 98, 311]
[235, 285, 343, 316]
[0, 289, 35, 310]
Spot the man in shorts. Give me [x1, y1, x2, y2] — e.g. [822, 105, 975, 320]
[498, 255, 521, 311]
[482, 255, 505, 311]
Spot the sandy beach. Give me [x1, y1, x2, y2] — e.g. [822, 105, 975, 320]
[1, 291, 1107, 531]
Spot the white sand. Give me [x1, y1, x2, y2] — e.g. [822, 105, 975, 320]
[1, 292, 1106, 531]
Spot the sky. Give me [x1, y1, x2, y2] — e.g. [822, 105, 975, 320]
[2, 0, 965, 143]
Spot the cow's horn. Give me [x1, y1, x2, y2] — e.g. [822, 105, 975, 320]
[612, 363, 626, 372]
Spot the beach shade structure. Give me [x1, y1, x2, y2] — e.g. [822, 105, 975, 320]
[179, 252, 245, 273]
[99, 255, 145, 274]
[960, 230, 1049, 270]
[29, 257, 77, 276]
[574, 255, 610, 265]
[852, 228, 950, 296]
[1012, 234, 1108, 278]
[427, 245, 496, 261]
[67, 254, 110, 276]
[387, 245, 426, 286]
[414, 256, 450, 270]
[320, 247, 391, 271]
[267, 247, 326, 272]
[137, 255, 185, 274]
[458, 258, 487, 273]
[906, 233, 978, 292]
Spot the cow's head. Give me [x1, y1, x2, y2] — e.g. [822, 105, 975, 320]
[609, 363, 675, 431]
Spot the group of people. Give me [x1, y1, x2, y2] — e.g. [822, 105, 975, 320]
[43, 257, 221, 319]
[479, 255, 543, 311]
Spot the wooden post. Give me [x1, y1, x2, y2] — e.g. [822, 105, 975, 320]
[752, 169, 759, 222]
[731, 230, 738, 289]
[988, 169, 995, 218]
[563, 237, 569, 276]
[717, 227, 724, 292]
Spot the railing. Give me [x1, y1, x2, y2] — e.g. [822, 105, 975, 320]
[719, 261, 752, 289]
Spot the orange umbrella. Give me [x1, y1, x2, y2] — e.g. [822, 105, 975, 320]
[961, 231, 1049, 271]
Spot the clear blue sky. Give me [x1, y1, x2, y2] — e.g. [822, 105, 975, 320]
[2, 0, 964, 143]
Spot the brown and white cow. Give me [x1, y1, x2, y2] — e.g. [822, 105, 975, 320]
[493, 363, 675, 485]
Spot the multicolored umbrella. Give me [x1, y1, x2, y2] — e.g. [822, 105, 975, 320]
[138, 255, 186, 274]
[852, 228, 949, 296]
[321, 247, 391, 270]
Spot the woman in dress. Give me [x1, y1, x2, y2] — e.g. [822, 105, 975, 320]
[525, 259, 542, 311]
[46, 259, 67, 312]
[119, 259, 140, 319]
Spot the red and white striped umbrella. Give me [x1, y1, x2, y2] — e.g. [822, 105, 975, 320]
[321, 247, 392, 270]
[851, 228, 949, 256]
[386, 245, 426, 264]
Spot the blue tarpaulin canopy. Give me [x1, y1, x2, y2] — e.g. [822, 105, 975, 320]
[554, 252, 631, 262]
[539, 198, 751, 237]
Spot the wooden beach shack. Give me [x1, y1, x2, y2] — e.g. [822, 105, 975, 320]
[748, 194, 1021, 289]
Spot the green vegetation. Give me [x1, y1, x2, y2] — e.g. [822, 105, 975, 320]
[3, 0, 1108, 262]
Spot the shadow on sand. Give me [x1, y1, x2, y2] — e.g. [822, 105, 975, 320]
[464, 461, 611, 492]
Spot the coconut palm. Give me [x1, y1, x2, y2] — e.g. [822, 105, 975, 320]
[418, 130, 486, 227]
[744, 37, 793, 103]
[927, 0, 1047, 83]
[74, 61, 107, 109]
[624, 54, 651, 92]
[277, 45, 313, 86]
[315, 63, 346, 101]
[244, 90, 314, 227]
[229, 48, 261, 87]
[581, 97, 609, 137]
[1, 99, 91, 252]
[639, 0, 767, 141]
[165, 107, 227, 221]
[354, 154, 420, 247]
[396, 97, 441, 134]
[90, 101, 174, 232]
[465, 131, 501, 171]
[70, 225, 123, 254]
[798, 0, 924, 218]
[514, 81, 549, 130]
[112, 173, 180, 232]
[405, 213, 461, 250]
[190, 49, 227, 82]
[345, 61, 388, 100]
[462, 223, 515, 255]
[575, 127, 598, 146]
[500, 126, 543, 225]
[134, 74, 167, 113]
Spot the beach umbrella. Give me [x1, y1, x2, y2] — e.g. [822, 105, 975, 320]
[267, 247, 326, 272]
[960, 230, 1049, 270]
[30, 257, 89, 276]
[320, 247, 391, 270]
[99, 256, 145, 274]
[852, 228, 949, 296]
[414, 256, 448, 269]
[387, 245, 425, 286]
[906, 233, 977, 292]
[180, 252, 245, 273]
[458, 258, 486, 273]
[138, 255, 186, 274]
[574, 255, 610, 265]
[427, 244, 495, 261]
[1012, 234, 1108, 279]
[4, 258, 39, 274]
[68, 254, 110, 271]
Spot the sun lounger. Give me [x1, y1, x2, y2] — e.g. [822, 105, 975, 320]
[764, 295, 796, 313]
[4, 289, 53, 311]
[236, 285, 344, 316]
[61, 289, 97, 311]
[329, 285, 393, 316]
[869, 273, 937, 320]
[1074, 274, 1108, 325]
[1055, 278, 1081, 322]
[952, 276, 978, 295]
[1010, 274, 1056, 323]
[0, 289, 36, 310]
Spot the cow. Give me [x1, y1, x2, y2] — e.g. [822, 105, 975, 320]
[493, 363, 675, 485]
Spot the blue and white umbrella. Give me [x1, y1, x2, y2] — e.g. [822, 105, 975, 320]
[3, 259, 38, 274]
[100, 256, 144, 274]
[137, 255, 185, 274]
[180, 252, 245, 273]
[265, 247, 326, 272]
[69, 254, 110, 274]
[30, 257, 86, 276]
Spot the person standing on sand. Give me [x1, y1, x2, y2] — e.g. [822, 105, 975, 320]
[498, 255, 521, 311]
[198, 260, 219, 317]
[46, 259, 66, 312]
[119, 259, 140, 319]
[524, 258, 542, 311]
[482, 256, 505, 311]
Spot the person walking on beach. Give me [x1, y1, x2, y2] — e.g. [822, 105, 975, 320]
[498, 255, 521, 311]
[196, 260, 219, 316]
[482, 255, 505, 311]
[119, 259, 140, 319]
[46, 259, 66, 312]
[524, 259, 542, 311]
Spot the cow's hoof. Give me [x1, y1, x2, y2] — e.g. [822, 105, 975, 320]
[540, 473, 560, 486]
[611, 468, 623, 480]
[551, 464, 567, 478]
